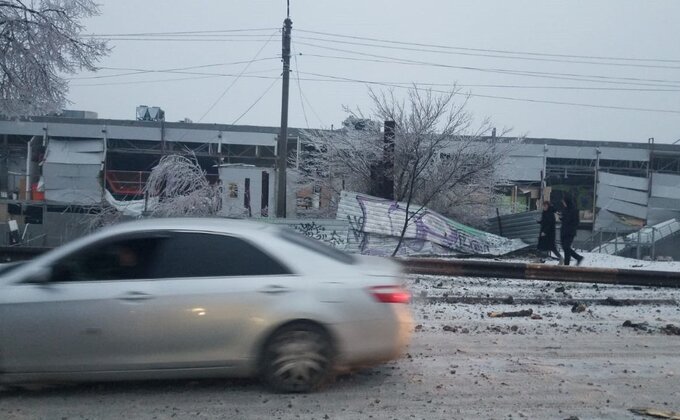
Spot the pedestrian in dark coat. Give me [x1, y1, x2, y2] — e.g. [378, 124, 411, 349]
[559, 194, 584, 266]
[537, 201, 562, 262]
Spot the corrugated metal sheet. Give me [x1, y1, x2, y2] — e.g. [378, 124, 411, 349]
[486, 210, 542, 245]
[597, 199, 648, 220]
[501, 156, 543, 181]
[336, 191, 526, 256]
[45, 139, 103, 164]
[596, 184, 648, 206]
[595, 171, 649, 220]
[598, 147, 649, 161]
[547, 145, 596, 159]
[651, 173, 680, 199]
[598, 172, 648, 191]
[43, 139, 103, 205]
[594, 209, 641, 233]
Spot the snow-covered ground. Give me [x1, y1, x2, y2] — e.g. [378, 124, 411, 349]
[2, 272, 678, 419]
[470, 250, 680, 272]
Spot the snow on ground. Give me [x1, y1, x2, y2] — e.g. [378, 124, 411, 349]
[462, 251, 680, 272]
[408, 274, 680, 338]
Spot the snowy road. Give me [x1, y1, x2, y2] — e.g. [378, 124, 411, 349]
[2, 275, 679, 420]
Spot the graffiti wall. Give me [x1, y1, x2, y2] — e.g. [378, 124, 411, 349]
[336, 191, 527, 256]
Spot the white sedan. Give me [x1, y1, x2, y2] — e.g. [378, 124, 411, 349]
[0, 218, 412, 392]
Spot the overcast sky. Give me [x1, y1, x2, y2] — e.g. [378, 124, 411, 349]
[68, 0, 680, 143]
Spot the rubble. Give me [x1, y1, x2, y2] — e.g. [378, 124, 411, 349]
[622, 320, 650, 331]
[488, 309, 533, 318]
[660, 324, 680, 336]
[571, 303, 587, 313]
[629, 407, 680, 419]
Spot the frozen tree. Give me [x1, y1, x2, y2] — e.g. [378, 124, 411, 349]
[296, 115, 383, 216]
[300, 86, 518, 255]
[144, 154, 223, 217]
[0, 0, 108, 117]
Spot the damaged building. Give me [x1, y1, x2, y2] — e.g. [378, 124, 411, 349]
[1, 110, 679, 258]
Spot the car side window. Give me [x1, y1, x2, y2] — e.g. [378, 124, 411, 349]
[51, 236, 166, 282]
[151, 232, 291, 278]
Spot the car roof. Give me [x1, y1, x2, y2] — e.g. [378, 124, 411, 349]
[98, 217, 274, 237]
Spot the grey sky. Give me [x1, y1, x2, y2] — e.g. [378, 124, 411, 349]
[69, 0, 680, 143]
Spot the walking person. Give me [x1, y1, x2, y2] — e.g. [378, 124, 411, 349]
[559, 194, 584, 266]
[537, 201, 562, 263]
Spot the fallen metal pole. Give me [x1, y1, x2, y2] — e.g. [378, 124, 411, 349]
[401, 258, 680, 288]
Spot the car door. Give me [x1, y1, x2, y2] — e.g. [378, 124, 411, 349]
[130, 230, 302, 368]
[0, 234, 166, 373]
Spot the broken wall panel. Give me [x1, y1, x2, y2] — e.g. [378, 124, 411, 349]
[337, 191, 526, 256]
[597, 199, 648, 220]
[598, 171, 648, 191]
[596, 184, 648, 206]
[501, 156, 543, 182]
[651, 173, 680, 199]
[43, 139, 104, 205]
[598, 147, 649, 161]
[593, 208, 644, 233]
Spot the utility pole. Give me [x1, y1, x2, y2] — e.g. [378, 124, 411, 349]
[276, 13, 292, 218]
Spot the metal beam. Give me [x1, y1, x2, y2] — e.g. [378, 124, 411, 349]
[401, 258, 680, 288]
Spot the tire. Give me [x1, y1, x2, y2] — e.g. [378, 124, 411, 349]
[261, 323, 333, 393]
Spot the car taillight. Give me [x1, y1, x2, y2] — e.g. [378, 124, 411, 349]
[368, 285, 411, 304]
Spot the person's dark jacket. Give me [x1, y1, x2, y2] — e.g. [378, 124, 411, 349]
[560, 196, 580, 239]
[537, 205, 557, 251]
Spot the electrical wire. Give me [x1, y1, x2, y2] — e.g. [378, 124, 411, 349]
[292, 46, 310, 128]
[296, 29, 680, 64]
[70, 67, 680, 92]
[231, 77, 280, 125]
[87, 27, 680, 64]
[294, 35, 680, 70]
[295, 42, 680, 87]
[86, 28, 279, 37]
[92, 37, 278, 43]
[196, 30, 277, 123]
[70, 58, 280, 80]
[70, 72, 282, 87]
[292, 71, 680, 115]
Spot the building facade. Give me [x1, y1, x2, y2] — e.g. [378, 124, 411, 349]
[1, 112, 679, 249]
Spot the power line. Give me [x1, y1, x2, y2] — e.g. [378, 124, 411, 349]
[299, 88, 325, 127]
[294, 72, 680, 92]
[70, 72, 281, 87]
[70, 58, 280, 80]
[231, 77, 280, 125]
[85, 28, 279, 37]
[91, 37, 278, 43]
[293, 71, 680, 115]
[86, 27, 680, 64]
[197, 31, 277, 123]
[70, 67, 680, 93]
[296, 29, 680, 64]
[292, 46, 310, 128]
[296, 48, 680, 89]
[295, 35, 680, 70]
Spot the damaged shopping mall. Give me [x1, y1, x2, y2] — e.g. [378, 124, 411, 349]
[1, 108, 679, 259]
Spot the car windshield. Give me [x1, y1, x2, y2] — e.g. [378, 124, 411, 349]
[278, 227, 356, 265]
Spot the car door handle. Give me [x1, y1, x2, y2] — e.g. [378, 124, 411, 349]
[258, 285, 291, 295]
[118, 291, 154, 301]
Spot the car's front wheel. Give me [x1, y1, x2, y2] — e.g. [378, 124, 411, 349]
[261, 323, 333, 393]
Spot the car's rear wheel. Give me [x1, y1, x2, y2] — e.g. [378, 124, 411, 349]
[261, 323, 333, 393]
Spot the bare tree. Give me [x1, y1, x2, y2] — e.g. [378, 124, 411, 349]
[297, 115, 384, 216]
[0, 0, 108, 117]
[299, 85, 517, 255]
[144, 154, 223, 217]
